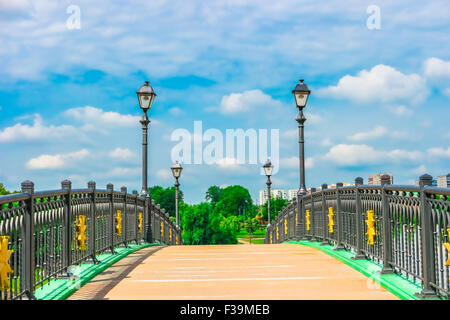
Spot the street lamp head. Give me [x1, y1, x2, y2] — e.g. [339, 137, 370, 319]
[292, 79, 310, 109]
[171, 160, 183, 179]
[137, 81, 157, 112]
[263, 159, 273, 177]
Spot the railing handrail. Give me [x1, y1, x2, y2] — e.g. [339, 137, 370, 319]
[266, 180, 450, 300]
[0, 180, 182, 300]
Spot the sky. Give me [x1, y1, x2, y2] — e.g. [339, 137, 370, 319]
[0, 0, 449, 204]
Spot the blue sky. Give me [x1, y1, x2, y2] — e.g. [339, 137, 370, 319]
[0, 0, 449, 204]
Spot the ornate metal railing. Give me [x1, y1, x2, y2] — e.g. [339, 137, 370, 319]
[0, 180, 181, 300]
[266, 175, 450, 300]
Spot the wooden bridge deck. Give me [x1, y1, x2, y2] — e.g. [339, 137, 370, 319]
[68, 243, 398, 300]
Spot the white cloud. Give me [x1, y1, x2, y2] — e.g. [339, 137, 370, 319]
[281, 129, 297, 139]
[156, 169, 172, 180]
[348, 126, 413, 142]
[410, 165, 427, 175]
[317, 64, 427, 105]
[215, 157, 250, 173]
[304, 112, 322, 124]
[324, 144, 422, 166]
[217, 157, 238, 168]
[0, 114, 77, 143]
[320, 138, 333, 147]
[0, 0, 32, 12]
[109, 147, 135, 160]
[390, 105, 413, 117]
[217, 90, 282, 115]
[348, 126, 387, 141]
[443, 88, 450, 97]
[424, 57, 450, 79]
[428, 147, 450, 158]
[26, 149, 89, 170]
[107, 167, 140, 177]
[169, 107, 185, 116]
[280, 156, 314, 169]
[65, 106, 140, 127]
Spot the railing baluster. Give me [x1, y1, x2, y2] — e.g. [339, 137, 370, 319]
[61, 180, 73, 277]
[121, 187, 128, 248]
[380, 175, 394, 274]
[335, 183, 345, 250]
[417, 174, 438, 298]
[21, 181, 36, 300]
[320, 184, 328, 245]
[353, 178, 365, 259]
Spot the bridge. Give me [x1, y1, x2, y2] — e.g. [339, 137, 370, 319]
[0, 175, 449, 300]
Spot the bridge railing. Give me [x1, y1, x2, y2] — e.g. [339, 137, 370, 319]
[0, 180, 181, 300]
[266, 175, 450, 300]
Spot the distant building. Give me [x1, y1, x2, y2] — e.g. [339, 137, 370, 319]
[259, 189, 287, 205]
[437, 174, 450, 188]
[368, 173, 393, 185]
[288, 189, 297, 201]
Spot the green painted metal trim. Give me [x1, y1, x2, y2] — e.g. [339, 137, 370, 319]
[34, 243, 162, 300]
[285, 240, 442, 300]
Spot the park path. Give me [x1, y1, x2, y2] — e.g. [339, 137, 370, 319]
[69, 243, 398, 300]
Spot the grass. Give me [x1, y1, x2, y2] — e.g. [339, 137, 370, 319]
[240, 238, 265, 244]
[236, 228, 266, 238]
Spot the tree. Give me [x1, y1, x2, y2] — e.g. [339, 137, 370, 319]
[205, 185, 222, 208]
[148, 185, 183, 217]
[212, 185, 252, 217]
[180, 202, 211, 245]
[245, 217, 260, 244]
[260, 198, 288, 221]
[0, 183, 18, 196]
[180, 202, 238, 245]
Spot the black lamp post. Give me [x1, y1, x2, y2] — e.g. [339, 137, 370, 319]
[136, 81, 156, 196]
[171, 161, 182, 228]
[292, 80, 311, 196]
[263, 159, 273, 227]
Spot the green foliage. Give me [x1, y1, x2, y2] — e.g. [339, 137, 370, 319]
[245, 217, 261, 235]
[170, 184, 256, 245]
[180, 202, 210, 245]
[212, 185, 252, 217]
[180, 202, 238, 245]
[148, 185, 183, 217]
[0, 183, 19, 196]
[260, 197, 289, 220]
[205, 185, 222, 208]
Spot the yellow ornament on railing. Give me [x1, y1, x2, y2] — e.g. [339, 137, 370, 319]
[138, 212, 143, 234]
[366, 210, 376, 245]
[284, 219, 288, 235]
[328, 207, 334, 233]
[0, 236, 13, 290]
[276, 226, 279, 240]
[115, 210, 122, 236]
[169, 228, 172, 242]
[270, 233, 272, 244]
[444, 228, 450, 267]
[176, 235, 178, 245]
[76, 215, 87, 250]
[306, 210, 310, 231]
[161, 221, 164, 237]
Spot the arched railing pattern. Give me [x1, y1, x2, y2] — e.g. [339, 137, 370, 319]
[0, 180, 181, 300]
[266, 183, 450, 300]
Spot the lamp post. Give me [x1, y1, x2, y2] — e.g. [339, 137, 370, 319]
[263, 159, 273, 227]
[136, 81, 156, 196]
[292, 79, 311, 196]
[171, 161, 182, 228]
